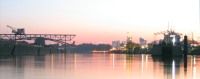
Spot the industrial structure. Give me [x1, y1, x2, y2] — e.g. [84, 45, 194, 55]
[126, 32, 133, 53]
[0, 25, 76, 54]
[0, 34, 75, 45]
[154, 29, 182, 46]
[152, 28, 183, 56]
[6, 25, 25, 35]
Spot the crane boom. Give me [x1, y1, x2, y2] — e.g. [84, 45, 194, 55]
[6, 25, 25, 35]
[7, 25, 15, 30]
[7, 25, 17, 34]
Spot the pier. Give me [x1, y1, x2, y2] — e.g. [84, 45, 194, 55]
[0, 34, 76, 45]
[0, 34, 76, 54]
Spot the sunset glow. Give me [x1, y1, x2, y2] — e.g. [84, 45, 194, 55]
[0, 0, 199, 44]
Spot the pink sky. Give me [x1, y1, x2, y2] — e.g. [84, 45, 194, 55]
[0, 0, 199, 44]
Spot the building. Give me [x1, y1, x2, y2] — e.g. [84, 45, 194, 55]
[152, 29, 183, 56]
[139, 37, 147, 49]
[121, 41, 127, 46]
[112, 41, 120, 48]
[127, 32, 132, 43]
[163, 32, 181, 46]
[139, 37, 147, 45]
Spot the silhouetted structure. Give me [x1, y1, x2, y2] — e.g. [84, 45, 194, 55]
[152, 29, 182, 56]
[184, 35, 188, 70]
[34, 37, 45, 46]
[70, 43, 112, 53]
[126, 32, 133, 53]
[6, 25, 25, 35]
[0, 34, 76, 54]
[0, 34, 75, 45]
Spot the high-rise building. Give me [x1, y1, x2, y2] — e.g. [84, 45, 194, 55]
[139, 37, 147, 49]
[121, 41, 127, 46]
[112, 41, 120, 48]
[127, 32, 132, 43]
[139, 37, 147, 45]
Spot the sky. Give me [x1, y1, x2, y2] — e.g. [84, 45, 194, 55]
[0, 0, 199, 44]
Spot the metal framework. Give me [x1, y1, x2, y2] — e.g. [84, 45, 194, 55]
[0, 34, 76, 45]
[153, 29, 183, 43]
[154, 30, 182, 36]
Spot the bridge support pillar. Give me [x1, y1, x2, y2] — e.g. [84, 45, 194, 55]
[184, 35, 188, 71]
[64, 35, 67, 53]
[10, 35, 17, 55]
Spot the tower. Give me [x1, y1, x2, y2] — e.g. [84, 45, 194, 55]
[126, 32, 133, 53]
[127, 32, 132, 43]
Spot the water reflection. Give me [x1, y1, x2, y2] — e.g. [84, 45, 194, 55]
[125, 54, 133, 78]
[190, 55, 197, 79]
[0, 54, 199, 79]
[112, 54, 115, 69]
[34, 55, 45, 68]
[152, 56, 182, 79]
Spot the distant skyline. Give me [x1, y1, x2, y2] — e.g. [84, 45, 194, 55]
[0, 0, 199, 44]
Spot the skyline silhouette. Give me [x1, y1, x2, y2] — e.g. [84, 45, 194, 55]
[0, 0, 199, 44]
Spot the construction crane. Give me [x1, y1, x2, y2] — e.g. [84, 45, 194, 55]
[154, 29, 182, 36]
[7, 25, 25, 35]
[154, 30, 168, 35]
[153, 28, 183, 45]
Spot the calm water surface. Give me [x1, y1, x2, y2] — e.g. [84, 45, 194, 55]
[0, 53, 199, 79]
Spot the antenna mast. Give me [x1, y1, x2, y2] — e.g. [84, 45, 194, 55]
[168, 21, 169, 31]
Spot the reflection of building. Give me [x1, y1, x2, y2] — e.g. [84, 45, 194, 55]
[126, 54, 133, 77]
[152, 57, 182, 79]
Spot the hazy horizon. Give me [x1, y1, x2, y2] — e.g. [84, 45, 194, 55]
[0, 0, 199, 44]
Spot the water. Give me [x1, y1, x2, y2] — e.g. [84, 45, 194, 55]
[0, 53, 199, 79]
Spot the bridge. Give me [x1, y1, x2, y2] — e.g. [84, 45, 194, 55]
[0, 34, 76, 45]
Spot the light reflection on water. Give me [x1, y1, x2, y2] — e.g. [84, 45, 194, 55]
[0, 53, 199, 79]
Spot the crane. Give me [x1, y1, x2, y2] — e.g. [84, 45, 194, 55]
[6, 25, 25, 35]
[153, 28, 183, 45]
[154, 30, 168, 35]
[7, 25, 17, 34]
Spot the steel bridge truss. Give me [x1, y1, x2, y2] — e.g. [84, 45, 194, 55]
[0, 34, 76, 45]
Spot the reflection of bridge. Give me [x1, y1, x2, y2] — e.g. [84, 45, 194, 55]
[0, 34, 76, 45]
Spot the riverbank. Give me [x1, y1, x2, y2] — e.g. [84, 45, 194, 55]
[0, 44, 62, 54]
[0, 40, 64, 54]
